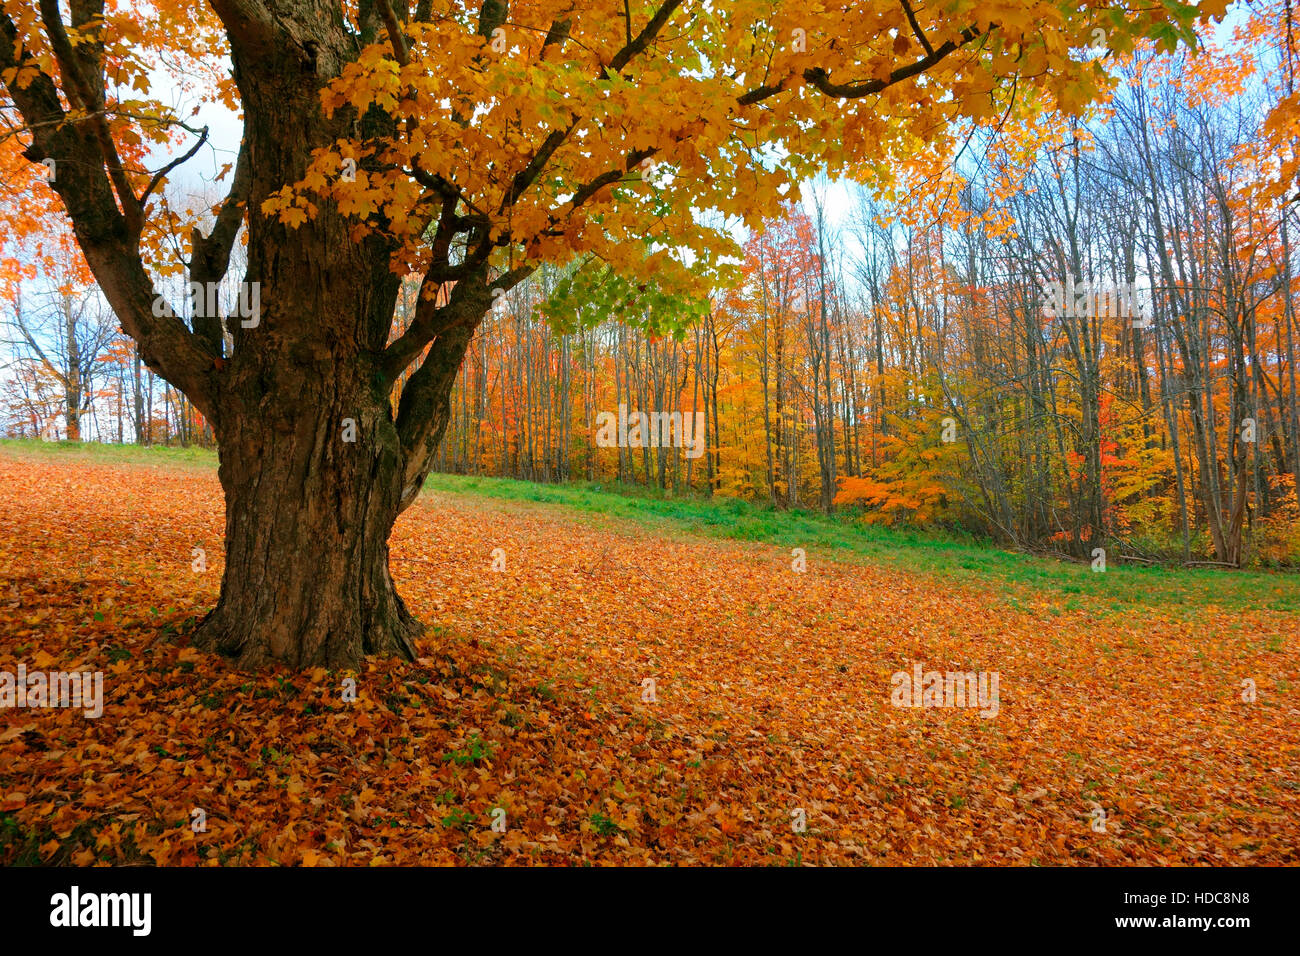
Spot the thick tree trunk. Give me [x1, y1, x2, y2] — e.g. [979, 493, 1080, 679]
[193, 380, 422, 668]
[183, 7, 426, 668]
[5, 0, 503, 670]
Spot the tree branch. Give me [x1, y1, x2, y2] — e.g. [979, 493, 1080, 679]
[141, 126, 210, 210]
[478, 0, 507, 40]
[0, 11, 221, 421]
[738, 25, 982, 106]
[382, 263, 531, 380]
[38, 0, 144, 235]
[190, 136, 253, 356]
[608, 0, 682, 74]
[497, 1, 680, 216]
[541, 17, 572, 54]
[900, 0, 936, 57]
[375, 0, 410, 65]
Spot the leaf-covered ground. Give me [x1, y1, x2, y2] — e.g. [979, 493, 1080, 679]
[1, 451, 1297, 865]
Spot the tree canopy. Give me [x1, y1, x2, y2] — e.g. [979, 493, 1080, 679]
[0, 0, 1236, 668]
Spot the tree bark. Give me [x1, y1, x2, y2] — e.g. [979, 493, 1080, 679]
[193, 373, 420, 667]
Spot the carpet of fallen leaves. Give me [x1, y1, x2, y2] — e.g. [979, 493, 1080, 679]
[1, 453, 1297, 866]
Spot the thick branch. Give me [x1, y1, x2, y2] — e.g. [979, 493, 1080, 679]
[608, 0, 682, 73]
[206, 0, 279, 61]
[478, 0, 507, 40]
[190, 136, 253, 355]
[567, 148, 655, 209]
[389, 266, 539, 506]
[738, 26, 982, 106]
[376, 0, 410, 65]
[393, 322, 476, 510]
[38, 0, 143, 235]
[382, 264, 531, 380]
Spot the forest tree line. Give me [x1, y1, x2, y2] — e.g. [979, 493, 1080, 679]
[426, 33, 1300, 566]
[3, 14, 1298, 566]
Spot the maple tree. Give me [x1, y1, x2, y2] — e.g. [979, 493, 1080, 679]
[0, 0, 1231, 667]
[2, 450, 1296, 865]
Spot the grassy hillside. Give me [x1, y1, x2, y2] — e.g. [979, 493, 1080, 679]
[4, 438, 1294, 614]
